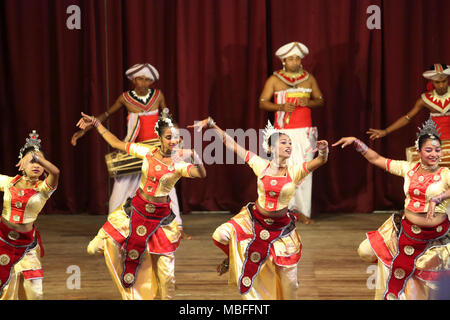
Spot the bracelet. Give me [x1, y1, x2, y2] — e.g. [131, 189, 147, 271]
[430, 194, 443, 205]
[354, 139, 368, 155]
[99, 128, 108, 136]
[91, 117, 101, 128]
[318, 147, 329, 158]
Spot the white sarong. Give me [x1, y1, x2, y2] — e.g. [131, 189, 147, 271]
[282, 127, 317, 218]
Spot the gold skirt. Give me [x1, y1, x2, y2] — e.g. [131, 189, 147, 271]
[358, 214, 450, 299]
[88, 203, 180, 300]
[212, 205, 302, 300]
[0, 245, 43, 300]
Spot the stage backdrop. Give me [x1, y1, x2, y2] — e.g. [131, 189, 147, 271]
[0, 0, 449, 215]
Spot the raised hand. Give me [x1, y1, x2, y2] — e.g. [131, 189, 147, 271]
[332, 137, 357, 149]
[188, 117, 215, 132]
[71, 130, 85, 146]
[76, 112, 98, 130]
[366, 128, 387, 140]
[316, 140, 328, 151]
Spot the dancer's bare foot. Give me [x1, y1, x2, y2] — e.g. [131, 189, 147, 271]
[297, 212, 315, 224]
[217, 258, 229, 275]
[180, 230, 193, 240]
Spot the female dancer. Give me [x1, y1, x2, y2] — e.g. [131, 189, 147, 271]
[77, 112, 206, 300]
[0, 130, 59, 299]
[192, 117, 328, 299]
[333, 118, 450, 300]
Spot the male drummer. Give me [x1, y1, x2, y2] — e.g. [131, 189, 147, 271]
[367, 64, 450, 140]
[258, 42, 325, 224]
[71, 63, 189, 238]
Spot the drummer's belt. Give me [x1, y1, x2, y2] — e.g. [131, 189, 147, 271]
[120, 194, 175, 288]
[384, 216, 449, 300]
[0, 220, 37, 294]
[238, 203, 296, 294]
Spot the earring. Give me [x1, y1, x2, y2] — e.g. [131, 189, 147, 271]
[282, 62, 286, 71]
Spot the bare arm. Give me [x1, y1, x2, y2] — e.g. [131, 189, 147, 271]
[187, 150, 207, 178]
[34, 154, 60, 188]
[427, 187, 450, 221]
[305, 75, 325, 109]
[158, 91, 167, 110]
[305, 140, 328, 172]
[258, 77, 296, 113]
[332, 137, 387, 170]
[76, 112, 127, 152]
[367, 98, 425, 140]
[71, 96, 125, 146]
[189, 118, 248, 160]
[16, 152, 60, 188]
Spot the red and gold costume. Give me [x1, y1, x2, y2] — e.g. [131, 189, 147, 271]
[212, 151, 312, 299]
[0, 175, 56, 300]
[358, 160, 450, 300]
[88, 143, 193, 300]
[271, 70, 318, 219]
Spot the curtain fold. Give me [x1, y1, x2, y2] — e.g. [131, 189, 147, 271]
[0, 0, 449, 215]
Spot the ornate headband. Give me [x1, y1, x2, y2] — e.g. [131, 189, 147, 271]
[262, 120, 285, 153]
[414, 117, 441, 150]
[154, 108, 175, 137]
[18, 130, 42, 159]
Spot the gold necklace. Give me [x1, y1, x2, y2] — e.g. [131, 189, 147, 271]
[22, 176, 39, 184]
[420, 162, 439, 172]
[159, 148, 172, 158]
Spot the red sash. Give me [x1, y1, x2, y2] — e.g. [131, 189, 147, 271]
[0, 220, 37, 294]
[384, 217, 449, 300]
[238, 204, 296, 294]
[120, 192, 172, 288]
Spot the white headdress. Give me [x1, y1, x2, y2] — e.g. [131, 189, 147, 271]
[19, 130, 42, 159]
[154, 108, 175, 137]
[125, 63, 159, 82]
[422, 64, 450, 81]
[275, 42, 309, 60]
[414, 117, 441, 150]
[262, 120, 283, 153]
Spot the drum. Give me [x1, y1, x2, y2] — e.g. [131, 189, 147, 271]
[405, 139, 450, 166]
[105, 139, 160, 177]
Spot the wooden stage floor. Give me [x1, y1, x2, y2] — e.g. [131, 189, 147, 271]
[34, 211, 392, 300]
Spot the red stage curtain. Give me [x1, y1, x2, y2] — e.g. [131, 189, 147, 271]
[0, 0, 449, 215]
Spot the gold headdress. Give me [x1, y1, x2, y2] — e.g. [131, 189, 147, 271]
[18, 130, 42, 159]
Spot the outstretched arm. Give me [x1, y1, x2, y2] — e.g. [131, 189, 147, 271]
[189, 117, 248, 160]
[71, 97, 125, 146]
[332, 137, 387, 170]
[176, 148, 207, 178]
[76, 112, 127, 152]
[366, 98, 425, 140]
[305, 140, 329, 172]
